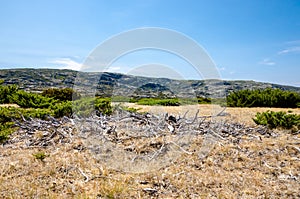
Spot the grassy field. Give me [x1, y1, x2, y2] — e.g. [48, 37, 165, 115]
[1, 104, 300, 198]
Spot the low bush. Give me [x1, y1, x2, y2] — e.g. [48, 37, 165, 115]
[0, 97, 113, 142]
[53, 101, 73, 118]
[197, 97, 212, 104]
[129, 98, 138, 103]
[227, 88, 300, 108]
[0, 83, 18, 104]
[0, 107, 53, 123]
[0, 107, 53, 143]
[253, 110, 300, 130]
[136, 98, 180, 106]
[33, 151, 49, 161]
[11, 90, 56, 108]
[42, 87, 81, 101]
[0, 122, 16, 143]
[72, 97, 112, 117]
[1, 83, 56, 108]
[0, 83, 114, 142]
[131, 97, 214, 106]
[95, 98, 113, 115]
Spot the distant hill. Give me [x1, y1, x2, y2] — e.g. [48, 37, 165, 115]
[0, 68, 299, 98]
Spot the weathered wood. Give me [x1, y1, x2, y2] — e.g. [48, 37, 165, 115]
[5, 107, 275, 170]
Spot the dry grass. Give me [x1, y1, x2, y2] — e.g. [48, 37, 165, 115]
[124, 103, 300, 125]
[225, 106, 300, 126]
[0, 104, 20, 108]
[1, 105, 300, 198]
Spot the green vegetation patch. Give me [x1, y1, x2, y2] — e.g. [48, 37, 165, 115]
[136, 98, 180, 106]
[42, 87, 81, 101]
[253, 110, 300, 130]
[0, 83, 18, 104]
[132, 97, 213, 106]
[227, 88, 300, 108]
[33, 151, 49, 161]
[12, 90, 56, 108]
[0, 122, 16, 143]
[0, 83, 114, 142]
[0, 107, 53, 143]
[72, 97, 112, 117]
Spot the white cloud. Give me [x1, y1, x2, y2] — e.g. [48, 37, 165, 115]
[259, 58, 275, 66]
[50, 58, 82, 71]
[106, 66, 121, 72]
[278, 46, 300, 55]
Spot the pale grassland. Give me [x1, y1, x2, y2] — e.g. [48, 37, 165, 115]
[0, 104, 299, 198]
[0, 104, 20, 108]
[123, 103, 300, 125]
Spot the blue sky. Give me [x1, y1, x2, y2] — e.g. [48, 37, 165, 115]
[0, 0, 300, 86]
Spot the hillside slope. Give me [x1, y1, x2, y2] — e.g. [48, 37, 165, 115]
[1, 68, 299, 98]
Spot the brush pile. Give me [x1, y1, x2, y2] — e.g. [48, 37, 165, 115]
[4, 107, 275, 172]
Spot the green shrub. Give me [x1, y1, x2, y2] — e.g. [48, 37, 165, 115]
[10, 90, 56, 108]
[42, 87, 81, 101]
[0, 122, 16, 143]
[136, 98, 180, 106]
[33, 151, 48, 161]
[227, 88, 300, 108]
[253, 110, 300, 130]
[95, 98, 113, 115]
[0, 84, 19, 104]
[197, 97, 212, 104]
[0, 107, 53, 123]
[0, 83, 60, 108]
[135, 97, 212, 106]
[72, 97, 112, 117]
[129, 98, 138, 103]
[131, 97, 214, 106]
[0, 106, 53, 142]
[0, 105, 54, 143]
[52, 97, 113, 118]
[52, 101, 73, 118]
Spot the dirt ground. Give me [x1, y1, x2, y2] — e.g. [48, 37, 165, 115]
[1, 104, 300, 198]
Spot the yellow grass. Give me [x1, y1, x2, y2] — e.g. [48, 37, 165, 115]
[123, 103, 300, 125]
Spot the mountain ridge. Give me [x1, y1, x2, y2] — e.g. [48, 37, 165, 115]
[0, 68, 299, 98]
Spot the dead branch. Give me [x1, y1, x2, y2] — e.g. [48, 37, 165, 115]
[77, 168, 89, 182]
